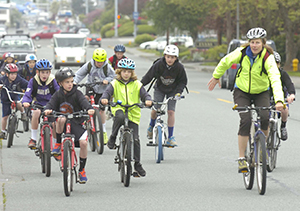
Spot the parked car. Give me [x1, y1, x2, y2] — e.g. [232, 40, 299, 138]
[87, 34, 101, 47]
[28, 23, 37, 30]
[0, 34, 39, 67]
[31, 28, 61, 40]
[139, 36, 171, 49]
[52, 33, 87, 69]
[77, 28, 90, 35]
[156, 36, 194, 50]
[220, 39, 277, 90]
[0, 28, 7, 36]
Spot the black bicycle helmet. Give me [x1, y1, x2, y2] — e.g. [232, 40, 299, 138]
[55, 67, 75, 83]
[114, 44, 126, 52]
[36, 58, 53, 70]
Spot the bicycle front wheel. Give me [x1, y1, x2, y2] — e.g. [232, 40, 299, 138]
[94, 109, 104, 154]
[7, 116, 17, 148]
[63, 140, 73, 197]
[243, 138, 254, 190]
[123, 133, 132, 187]
[44, 127, 51, 177]
[267, 125, 277, 172]
[256, 133, 267, 195]
[155, 126, 163, 163]
[88, 128, 95, 152]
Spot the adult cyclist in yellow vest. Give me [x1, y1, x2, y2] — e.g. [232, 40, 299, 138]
[100, 58, 152, 177]
[207, 27, 284, 173]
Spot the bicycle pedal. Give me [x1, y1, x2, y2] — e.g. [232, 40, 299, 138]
[132, 171, 140, 178]
[34, 150, 40, 157]
[238, 169, 249, 173]
[16, 130, 23, 133]
[146, 142, 156, 146]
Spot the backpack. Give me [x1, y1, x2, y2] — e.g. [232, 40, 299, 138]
[231, 48, 270, 91]
[32, 78, 56, 98]
[87, 61, 108, 76]
[111, 55, 126, 69]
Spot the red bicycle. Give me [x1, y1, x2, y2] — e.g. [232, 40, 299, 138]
[78, 82, 104, 154]
[49, 110, 89, 197]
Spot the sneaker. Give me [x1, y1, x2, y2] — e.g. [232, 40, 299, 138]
[147, 125, 153, 139]
[21, 112, 27, 121]
[281, 127, 288, 141]
[79, 168, 88, 184]
[54, 155, 61, 161]
[103, 132, 108, 145]
[28, 139, 37, 149]
[107, 136, 116, 149]
[238, 158, 248, 173]
[52, 143, 61, 155]
[134, 162, 146, 177]
[166, 136, 177, 147]
[0, 131, 7, 139]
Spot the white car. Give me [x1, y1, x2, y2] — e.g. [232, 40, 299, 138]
[53, 33, 87, 69]
[156, 36, 194, 50]
[0, 28, 7, 37]
[77, 28, 90, 35]
[139, 36, 173, 49]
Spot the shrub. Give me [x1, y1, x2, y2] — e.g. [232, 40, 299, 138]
[105, 30, 115, 38]
[137, 25, 156, 35]
[134, 34, 155, 45]
[100, 23, 114, 38]
[203, 44, 227, 61]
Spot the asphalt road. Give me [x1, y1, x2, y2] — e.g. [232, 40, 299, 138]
[0, 36, 300, 211]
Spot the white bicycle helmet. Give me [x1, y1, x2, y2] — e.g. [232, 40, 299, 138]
[163, 44, 179, 57]
[273, 51, 281, 63]
[246, 27, 267, 39]
[25, 54, 37, 63]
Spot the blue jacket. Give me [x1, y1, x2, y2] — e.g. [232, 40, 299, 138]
[19, 64, 37, 81]
[22, 74, 60, 106]
[0, 75, 28, 104]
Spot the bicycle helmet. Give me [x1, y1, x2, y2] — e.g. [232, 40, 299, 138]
[5, 63, 18, 73]
[117, 58, 135, 70]
[5, 53, 14, 59]
[55, 67, 75, 83]
[36, 58, 53, 70]
[93, 48, 107, 62]
[246, 27, 267, 40]
[163, 44, 179, 57]
[273, 51, 281, 63]
[25, 54, 37, 63]
[114, 44, 126, 52]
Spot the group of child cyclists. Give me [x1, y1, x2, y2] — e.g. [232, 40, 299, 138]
[0, 43, 188, 183]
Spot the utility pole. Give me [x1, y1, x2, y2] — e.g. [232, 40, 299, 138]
[114, 0, 118, 37]
[85, 0, 89, 15]
[133, 0, 138, 38]
[236, 0, 239, 39]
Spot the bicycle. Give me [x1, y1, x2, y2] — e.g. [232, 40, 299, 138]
[29, 104, 54, 177]
[233, 103, 273, 195]
[48, 110, 89, 196]
[109, 101, 146, 187]
[77, 82, 104, 154]
[147, 95, 184, 163]
[1, 86, 29, 148]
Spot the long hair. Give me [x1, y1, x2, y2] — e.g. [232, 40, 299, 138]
[241, 38, 274, 54]
[115, 68, 138, 81]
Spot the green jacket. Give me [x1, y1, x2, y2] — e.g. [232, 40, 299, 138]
[111, 79, 143, 125]
[213, 47, 284, 103]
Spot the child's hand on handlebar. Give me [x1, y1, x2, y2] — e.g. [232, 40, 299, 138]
[103, 80, 109, 85]
[101, 99, 108, 105]
[44, 109, 52, 115]
[145, 100, 152, 107]
[88, 109, 95, 115]
[23, 102, 30, 108]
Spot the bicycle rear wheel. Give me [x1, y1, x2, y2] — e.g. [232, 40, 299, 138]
[243, 138, 254, 190]
[94, 110, 104, 154]
[267, 124, 277, 172]
[88, 128, 95, 152]
[123, 133, 132, 187]
[23, 116, 29, 132]
[44, 127, 51, 177]
[155, 126, 163, 163]
[256, 133, 267, 195]
[63, 140, 73, 196]
[7, 116, 17, 148]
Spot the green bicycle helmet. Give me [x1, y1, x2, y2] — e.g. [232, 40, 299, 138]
[93, 48, 107, 62]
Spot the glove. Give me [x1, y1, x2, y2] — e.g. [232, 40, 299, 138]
[175, 93, 181, 100]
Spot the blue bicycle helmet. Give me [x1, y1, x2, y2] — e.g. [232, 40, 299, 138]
[36, 58, 53, 70]
[117, 58, 135, 70]
[114, 44, 126, 52]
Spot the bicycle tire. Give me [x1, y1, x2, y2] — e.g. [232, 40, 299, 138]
[39, 139, 45, 174]
[256, 133, 267, 195]
[63, 140, 73, 197]
[94, 109, 104, 154]
[155, 126, 163, 163]
[267, 123, 277, 172]
[23, 117, 29, 132]
[123, 132, 132, 187]
[243, 138, 254, 190]
[7, 116, 17, 148]
[44, 127, 51, 177]
[88, 128, 95, 152]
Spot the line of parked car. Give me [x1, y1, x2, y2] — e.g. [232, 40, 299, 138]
[139, 36, 194, 50]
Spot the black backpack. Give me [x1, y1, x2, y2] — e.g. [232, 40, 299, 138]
[87, 61, 108, 76]
[32, 78, 56, 98]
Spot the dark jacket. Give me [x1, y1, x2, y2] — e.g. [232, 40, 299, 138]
[141, 57, 188, 94]
[19, 64, 37, 81]
[45, 85, 93, 124]
[0, 75, 28, 104]
[279, 67, 296, 97]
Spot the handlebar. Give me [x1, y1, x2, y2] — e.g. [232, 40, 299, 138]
[1, 86, 25, 103]
[151, 95, 185, 112]
[109, 101, 146, 109]
[43, 110, 90, 119]
[77, 81, 103, 88]
[232, 104, 274, 112]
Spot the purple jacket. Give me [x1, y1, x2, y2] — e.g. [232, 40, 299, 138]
[23, 74, 60, 106]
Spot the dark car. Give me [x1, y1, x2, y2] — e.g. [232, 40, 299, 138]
[0, 34, 39, 67]
[86, 34, 101, 47]
[220, 39, 277, 90]
[31, 28, 61, 40]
